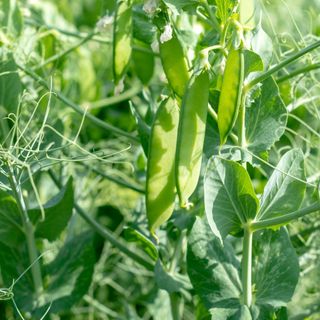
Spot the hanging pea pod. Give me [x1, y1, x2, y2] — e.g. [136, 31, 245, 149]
[159, 31, 190, 98]
[218, 49, 244, 145]
[175, 68, 210, 208]
[113, 0, 132, 84]
[146, 97, 180, 236]
[132, 40, 154, 85]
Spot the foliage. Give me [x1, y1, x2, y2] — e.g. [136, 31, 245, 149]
[0, 0, 319, 319]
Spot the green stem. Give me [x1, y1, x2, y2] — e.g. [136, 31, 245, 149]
[246, 40, 320, 90]
[242, 227, 253, 307]
[48, 170, 154, 271]
[87, 85, 142, 109]
[83, 164, 145, 194]
[6, 164, 43, 296]
[25, 18, 158, 56]
[34, 31, 96, 70]
[277, 63, 320, 83]
[251, 202, 320, 231]
[16, 64, 139, 143]
[169, 293, 182, 320]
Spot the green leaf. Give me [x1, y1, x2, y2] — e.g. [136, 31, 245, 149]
[251, 23, 273, 68]
[29, 178, 74, 242]
[243, 50, 264, 79]
[0, 232, 95, 315]
[187, 219, 300, 318]
[253, 228, 300, 308]
[256, 149, 306, 222]
[123, 227, 158, 261]
[0, 190, 24, 247]
[132, 6, 157, 45]
[209, 305, 252, 320]
[204, 157, 259, 242]
[0, 56, 22, 114]
[216, 0, 238, 25]
[155, 260, 191, 293]
[35, 232, 95, 315]
[162, 0, 198, 14]
[187, 218, 242, 310]
[246, 78, 287, 153]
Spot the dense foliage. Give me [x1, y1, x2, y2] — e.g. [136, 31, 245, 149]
[0, 0, 319, 319]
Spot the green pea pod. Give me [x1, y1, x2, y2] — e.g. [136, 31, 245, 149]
[175, 69, 210, 208]
[113, 0, 132, 84]
[146, 97, 179, 235]
[159, 34, 190, 97]
[132, 41, 154, 85]
[218, 49, 244, 145]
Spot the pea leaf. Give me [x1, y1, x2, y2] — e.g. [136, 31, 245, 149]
[251, 23, 273, 68]
[0, 231, 95, 315]
[187, 218, 242, 311]
[155, 260, 191, 293]
[0, 190, 24, 247]
[132, 6, 157, 45]
[162, 0, 198, 14]
[204, 157, 259, 242]
[0, 56, 22, 114]
[246, 78, 287, 154]
[253, 228, 300, 307]
[29, 178, 74, 242]
[256, 149, 306, 222]
[123, 227, 158, 261]
[243, 50, 264, 79]
[187, 219, 300, 318]
[35, 232, 95, 315]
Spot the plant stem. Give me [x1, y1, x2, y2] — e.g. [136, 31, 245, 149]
[242, 227, 253, 307]
[238, 92, 247, 150]
[169, 293, 182, 320]
[251, 202, 320, 231]
[34, 31, 96, 70]
[86, 85, 142, 109]
[48, 170, 154, 271]
[84, 164, 145, 194]
[6, 164, 43, 296]
[16, 64, 139, 143]
[277, 63, 320, 83]
[246, 40, 320, 90]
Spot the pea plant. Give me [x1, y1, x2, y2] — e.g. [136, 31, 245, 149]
[0, 0, 319, 319]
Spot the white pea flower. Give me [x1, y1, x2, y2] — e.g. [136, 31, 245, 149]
[143, 0, 159, 17]
[160, 24, 173, 44]
[96, 14, 114, 33]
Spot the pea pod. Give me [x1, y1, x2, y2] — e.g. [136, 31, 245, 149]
[159, 33, 190, 97]
[113, 0, 132, 83]
[132, 40, 154, 85]
[175, 69, 210, 208]
[218, 49, 244, 145]
[146, 97, 179, 235]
